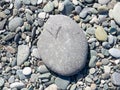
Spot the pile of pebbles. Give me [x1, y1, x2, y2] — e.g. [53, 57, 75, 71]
[0, 0, 120, 90]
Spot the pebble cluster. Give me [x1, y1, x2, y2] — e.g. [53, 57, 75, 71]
[0, 0, 120, 90]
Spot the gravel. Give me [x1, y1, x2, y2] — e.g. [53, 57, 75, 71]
[0, 0, 120, 89]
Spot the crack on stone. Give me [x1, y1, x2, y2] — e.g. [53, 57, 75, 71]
[46, 26, 62, 39]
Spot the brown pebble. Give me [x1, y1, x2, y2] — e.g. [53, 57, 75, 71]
[4, 46, 16, 54]
[96, 62, 102, 67]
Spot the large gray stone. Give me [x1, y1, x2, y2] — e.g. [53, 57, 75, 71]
[37, 15, 88, 76]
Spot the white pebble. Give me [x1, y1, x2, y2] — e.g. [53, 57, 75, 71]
[104, 66, 110, 73]
[37, 0, 43, 4]
[38, 12, 46, 19]
[23, 67, 32, 75]
[58, 2, 64, 11]
[109, 48, 120, 58]
[10, 82, 25, 89]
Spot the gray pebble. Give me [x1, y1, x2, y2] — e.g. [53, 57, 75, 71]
[8, 76, 15, 83]
[85, 0, 94, 3]
[89, 56, 97, 68]
[9, 17, 23, 31]
[30, 0, 37, 5]
[0, 77, 4, 87]
[62, 0, 74, 15]
[111, 72, 120, 86]
[102, 42, 111, 49]
[75, 6, 82, 14]
[109, 48, 120, 58]
[16, 70, 26, 80]
[101, 73, 110, 80]
[22, 0, 31, 5]
[101, 59, 109, 65]
[0, 19, 7, 30]
[4, 32, 15, 41]
[108, 35, 114, 45]
[43, 1, 54, 13]
[14, 0, 22, 9]
[55, 77, 70, 90]
[98, 0, 110, 4]
[17, 45, 30, 65]
[10, 82, 25, 89]
[85, 77, 92, 83]
[86, 27, 95, 35]
[30, 74, 39, 82]
[37, 65, 49, 73]
[31, 48, 41, 59]
[39, 73, 51, 79]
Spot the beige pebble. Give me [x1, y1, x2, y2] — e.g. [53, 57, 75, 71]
[45, 84, 58, 90]
[95, 26, 107, 41]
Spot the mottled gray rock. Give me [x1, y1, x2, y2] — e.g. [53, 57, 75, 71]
[113, 3, 120, 25]
[9, 17, 23, 31]
[17, 45, 30, 65]
[55, 77, 70, 90]
[37, 15, 88, 76]
[16, 70, 26, 80]
[111, 72, 120, 86]
[22, 0, 30, 5]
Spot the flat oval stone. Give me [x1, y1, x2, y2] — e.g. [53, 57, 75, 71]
[95, 26, 107, 41]
[37, 15, 88, 76]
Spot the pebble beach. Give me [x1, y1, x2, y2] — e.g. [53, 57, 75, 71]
[0, 0, 120, 90]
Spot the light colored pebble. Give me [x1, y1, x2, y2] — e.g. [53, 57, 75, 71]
[109, 48, 120, 58]
[95, 26, 107, 41]
[22, 67, 32, 75]
[45, 84, 58, 90]
[10, 82, 25, 89]
[104, 66, 110, 73]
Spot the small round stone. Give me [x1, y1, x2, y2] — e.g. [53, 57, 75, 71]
[37, 15, 88, 76]
[89, 68, 96, 74]
[22, 67, 32, 75]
